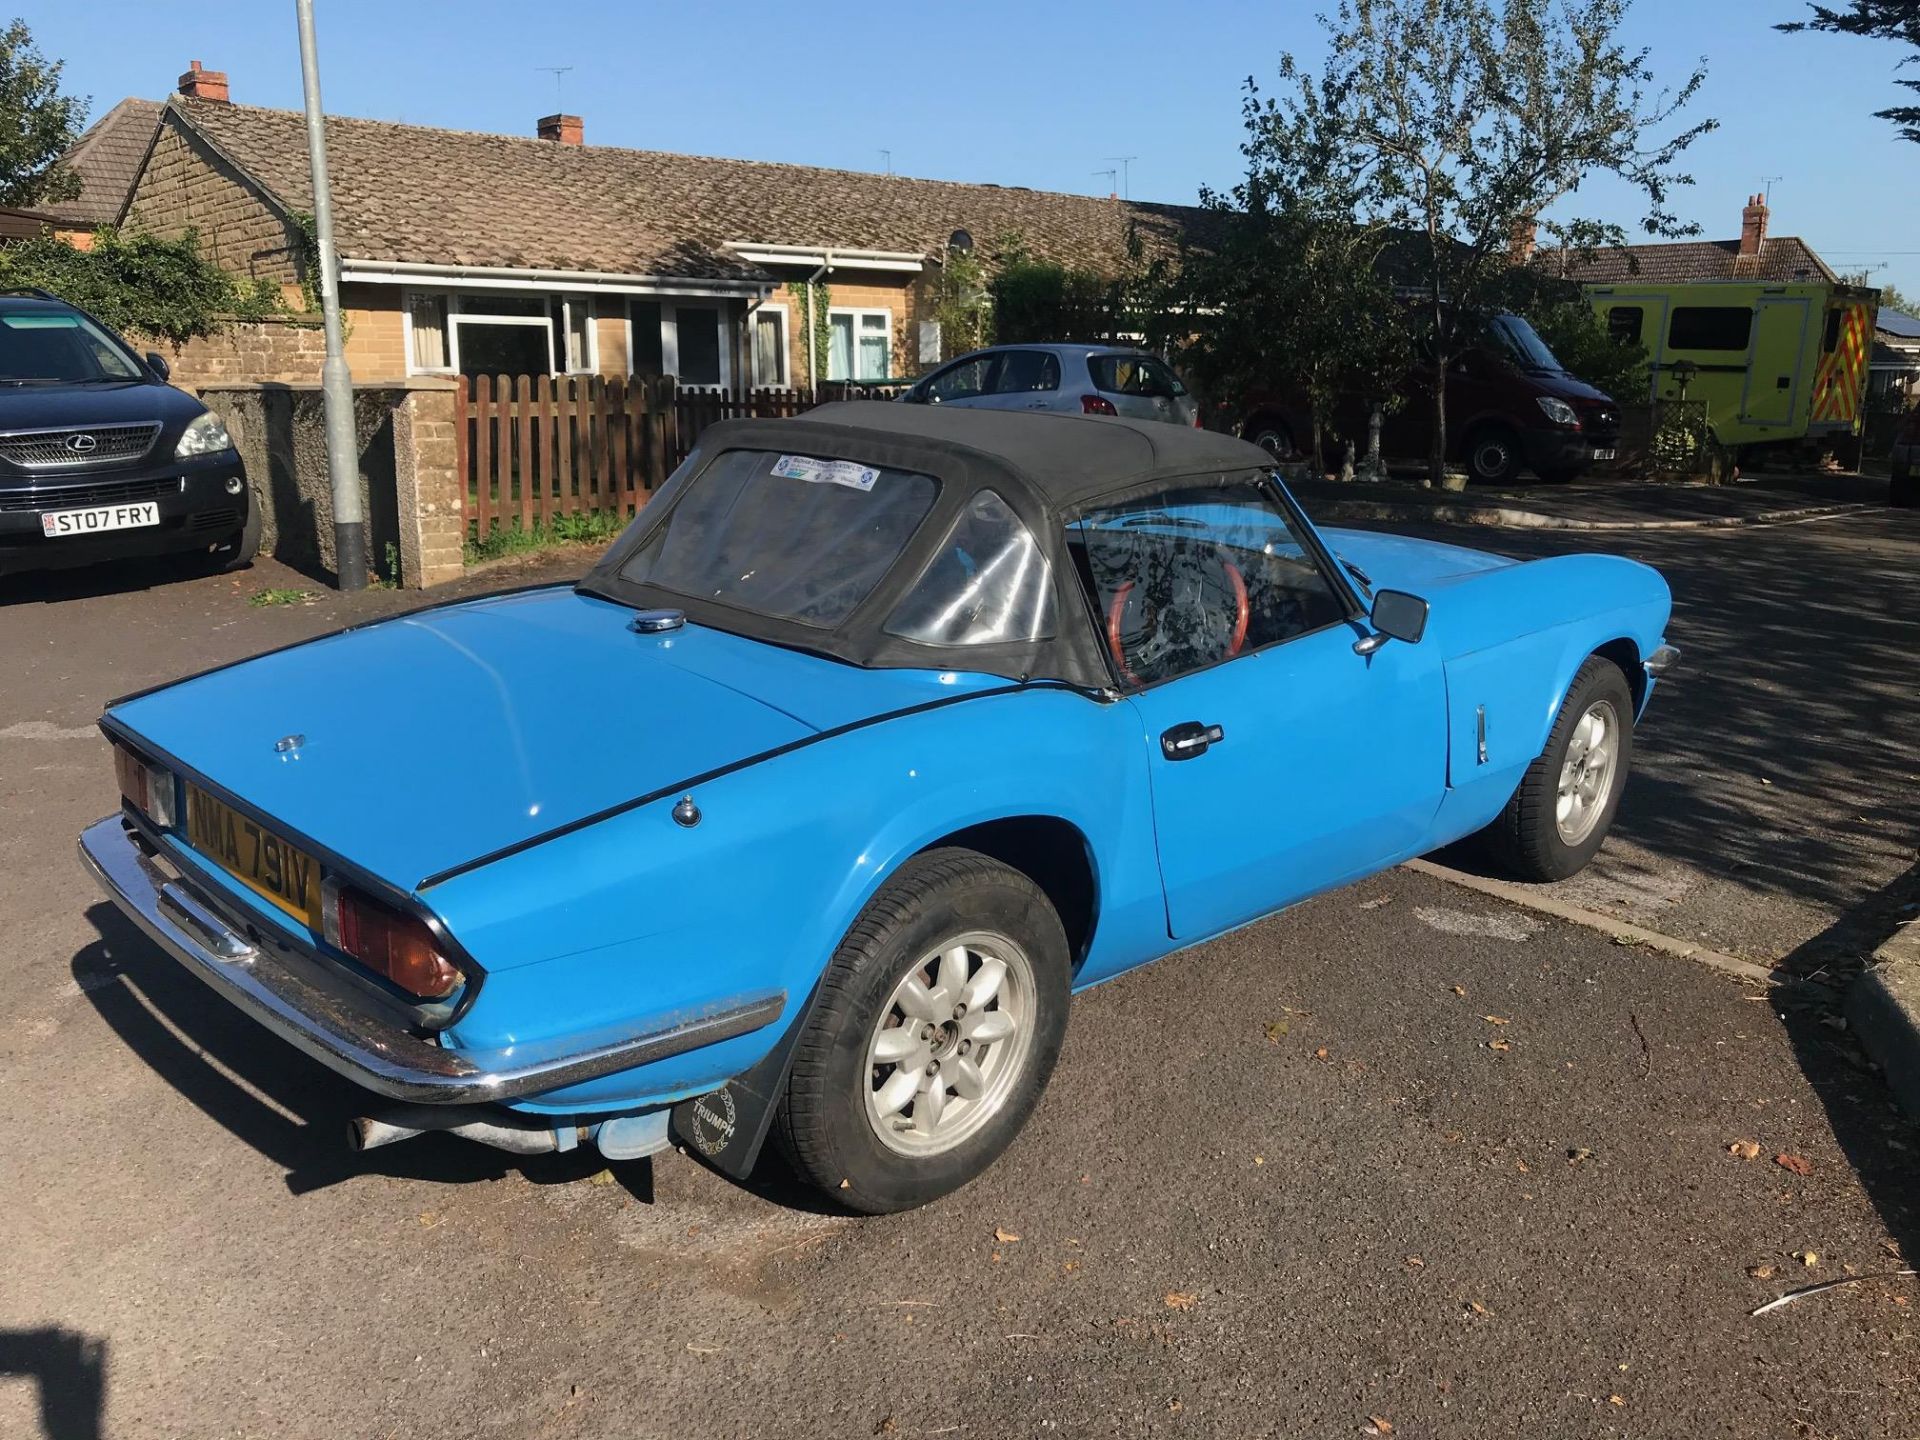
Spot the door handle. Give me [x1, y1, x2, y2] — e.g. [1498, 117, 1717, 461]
[1160, 721, 1224, 761]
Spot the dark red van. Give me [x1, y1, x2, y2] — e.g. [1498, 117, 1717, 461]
[1240, 312, 1621, 484]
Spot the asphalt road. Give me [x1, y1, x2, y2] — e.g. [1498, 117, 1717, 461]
[2, 517, 1917, 1440]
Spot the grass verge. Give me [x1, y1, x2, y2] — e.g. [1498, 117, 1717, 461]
[465, 511, 627, 566]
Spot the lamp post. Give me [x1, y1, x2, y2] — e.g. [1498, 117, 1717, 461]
[294, 0, 367, 591]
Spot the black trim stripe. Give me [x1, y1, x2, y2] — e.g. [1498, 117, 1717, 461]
[103, 580, 576, 710]
[415, 679, 1094, 891]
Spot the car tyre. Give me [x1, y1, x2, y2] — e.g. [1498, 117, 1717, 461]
[207, 494, 262, 573]
[1244, 416, 1295, 460]
[1465, 425, 1522, 485]
[1481, 656, 1635, 882]
[776, 847, 1070, 1214]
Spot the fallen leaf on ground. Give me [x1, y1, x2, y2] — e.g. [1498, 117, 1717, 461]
[994, 1227, 1021, 1243]
[1795, 1250, 1820, 1268]
[1360, 896, 1393, 910]
[1609, 1395, 1626, 1407]
[1451, 985, 1467, 996]
[1465, 1300, 1492, 1316]
[1314, 1046, 1330, 1060]
[1167, 1399, 1184, 1414]
[1515, 1159, 1531, 1174]
[587, 1169, 615, 1187]
[1365, 1416, 1395, 1435]
[1747, 1264, 1779, 1279]
[1485, 1039, 1512, 1052]
[1404, 1255, 1424, 1269]
[990, 1251, 1003, 1263]
[1253, 1155, 1265, 1165]
[1775, 1154, 1814, 1177]
[1163, 1291, 1199, 1311]
[1728, 1140, 1762, 1160]
[1062, 1260, 1081, 1274]
[1567, 1147, 1595, 1166]
[1482, 1015, 1511, 1026]
[1265, 1020, 1289, 1042]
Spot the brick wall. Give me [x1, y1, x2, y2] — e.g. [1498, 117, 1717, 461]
[341, 285, 408, 381]
[126, 117, 304, 286]
[147, 315, 329, 389]
[198, 378, 465, 588]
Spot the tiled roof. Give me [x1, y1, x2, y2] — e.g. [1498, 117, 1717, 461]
[43, 98, 164, 226]
[1538, 235, 1836, 285]
[166, 97, 1203, 282]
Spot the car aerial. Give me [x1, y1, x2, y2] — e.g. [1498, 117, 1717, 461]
[81, 404, 1676, 1214]
[0, 289, 256, 578]
[903, 342, 1201, 428]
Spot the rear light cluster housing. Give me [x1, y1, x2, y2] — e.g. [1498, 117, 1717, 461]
[1079, 394, 1118, 416]
[321, 878, 463, 1000]
[113, 742, 176, 827]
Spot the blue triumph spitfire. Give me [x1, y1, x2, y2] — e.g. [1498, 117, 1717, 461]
[82, 404, 1676, 1213]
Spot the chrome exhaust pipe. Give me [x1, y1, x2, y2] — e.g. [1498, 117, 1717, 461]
[349, 1107, 563, 1156]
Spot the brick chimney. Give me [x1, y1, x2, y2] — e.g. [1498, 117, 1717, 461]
[537, 113, 583, 146]
[1739, 193, 1768, 258]
[1507, 216, 1538, 264]
[178, 60, 229, 104]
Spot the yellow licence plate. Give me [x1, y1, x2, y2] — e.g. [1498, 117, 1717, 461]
[184, 784, 322, 927]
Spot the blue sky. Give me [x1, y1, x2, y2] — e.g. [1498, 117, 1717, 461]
[17, 0, 1919, 297]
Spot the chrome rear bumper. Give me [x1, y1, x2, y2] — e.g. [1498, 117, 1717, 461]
[79, 815, 784, 1105]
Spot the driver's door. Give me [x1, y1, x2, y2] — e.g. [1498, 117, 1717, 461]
[1073, 478, 1448, 941]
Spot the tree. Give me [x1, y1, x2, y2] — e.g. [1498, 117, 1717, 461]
[0, 19, 85, 209]
[1295, 0, 1713, 483]
[1176, 75, 1411, 476]
[1778, 2, 1920, 142]
[0, 227, 283, 344]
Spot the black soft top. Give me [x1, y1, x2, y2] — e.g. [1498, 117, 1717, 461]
[581, 402, 1280, 690]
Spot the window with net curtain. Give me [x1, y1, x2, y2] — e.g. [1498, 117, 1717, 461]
[829, 312, 891, 381]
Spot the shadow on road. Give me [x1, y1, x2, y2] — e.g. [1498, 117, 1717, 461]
[72, 903, 644, 1198]
[0, 1326, 106, 1440]
[1771, 860, 1920, 1269]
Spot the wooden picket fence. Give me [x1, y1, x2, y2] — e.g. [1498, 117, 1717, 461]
[456, 376, 912, 543]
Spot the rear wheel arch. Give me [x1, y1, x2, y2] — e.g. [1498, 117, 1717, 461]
[911, 816, 1098, 972]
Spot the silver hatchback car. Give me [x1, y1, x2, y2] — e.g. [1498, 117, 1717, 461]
[901, 343, 1199, 428]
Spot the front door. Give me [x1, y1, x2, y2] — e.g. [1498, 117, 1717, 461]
[1072, 476, 1448, 941]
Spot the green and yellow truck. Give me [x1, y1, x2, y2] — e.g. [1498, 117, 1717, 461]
[1583, 279, 1877, 462]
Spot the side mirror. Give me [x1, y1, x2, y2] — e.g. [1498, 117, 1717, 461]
[146, 351, 170, 383]
[1353, 589, 1429, 654]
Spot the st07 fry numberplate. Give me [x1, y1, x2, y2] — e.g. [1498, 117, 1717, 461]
[184, 783, 322, 927]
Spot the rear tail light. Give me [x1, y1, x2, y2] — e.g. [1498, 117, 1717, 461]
[1192, 411, 1204, 428]
[1079, 394, 1118, 415]
[113, 742, 177, 827]
[322, 878, 461, 999]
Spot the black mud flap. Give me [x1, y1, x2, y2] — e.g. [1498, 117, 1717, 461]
[670, 984, 818, 1180]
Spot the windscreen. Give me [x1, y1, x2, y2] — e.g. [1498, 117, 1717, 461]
[0, 310, 143, 382]
[1488, 314, 1565, 373]
[617, 449, 938, 627]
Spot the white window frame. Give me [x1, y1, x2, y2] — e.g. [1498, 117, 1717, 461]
[405, 290, 564, 376]
[750, 302, 790, 389]
[401, 291, 454, 376]
[552, 294, 598, 375]
[627, 297, 735, 390]
[828, 306, 893, 382]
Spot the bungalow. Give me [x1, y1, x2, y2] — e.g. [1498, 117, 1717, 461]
[60, 61, 1197, 391]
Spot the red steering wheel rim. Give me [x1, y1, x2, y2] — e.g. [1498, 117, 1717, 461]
[1106, 550, 1251, 686]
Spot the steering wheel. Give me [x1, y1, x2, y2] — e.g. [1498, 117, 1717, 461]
[1104, 543, 1251, 688]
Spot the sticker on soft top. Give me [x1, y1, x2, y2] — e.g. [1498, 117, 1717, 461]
[771, 454, 879, 492]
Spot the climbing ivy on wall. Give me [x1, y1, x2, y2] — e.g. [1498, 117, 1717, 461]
[786, 278, 832, 386]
